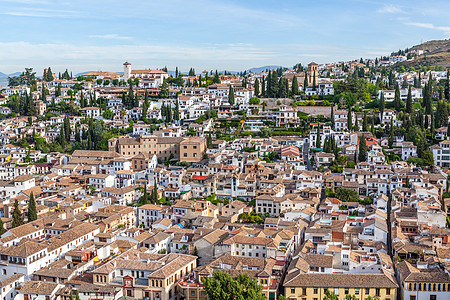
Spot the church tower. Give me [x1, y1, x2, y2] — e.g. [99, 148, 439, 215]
[123, 62, 131, 81]
[307, 62, 318, 86]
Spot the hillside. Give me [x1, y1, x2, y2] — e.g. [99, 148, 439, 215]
[397, 39, 450, 69]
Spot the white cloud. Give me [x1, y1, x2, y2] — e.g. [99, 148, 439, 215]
[404, 22, 450, 34]
[89, 34, 132, 40]
[2, 8, 79, 18]
[377, 4, 405, 14]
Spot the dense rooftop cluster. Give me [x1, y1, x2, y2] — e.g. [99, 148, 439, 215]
[0, 51, 449, 300]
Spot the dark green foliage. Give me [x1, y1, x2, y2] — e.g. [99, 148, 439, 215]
[406, 86, 413, 113]
[393, 84, 401, 111]
[254, 78, 260, 96]
[347, 107, 352, 131]
[12, 199, 23, 228]
[202, 271, 265, 300]
[0, 218, 5, 235]
[159, 81, 169, 98]
[27, 192, 37, 222]
[292, 76, 299, 95]
[315, 124, 321, 148]
[358, 136, 367, 162]
[228, 86, 235, 106]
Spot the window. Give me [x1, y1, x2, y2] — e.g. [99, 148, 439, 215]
[365, 288, 370, 295]
[334, 288, 339, 295]
[290, 288, 295, 294]
[429, 295, 436, 300]
[386, 288, 390, 295]
[355, 288, 359, 295]
[314, 288, 318, 294]
[375, 288, 380, 297]
[302, 288, 307, 295]
[409, 296, 416, 300]
[345, 288, 349, 295]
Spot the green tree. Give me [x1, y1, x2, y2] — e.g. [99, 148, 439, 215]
[312, 70, 317, 90]
[406, 85, 413, 114]
[202, 271, 265, 300]
[159, 81, 169, 98]
[254, 78, 260, 96]
[323, 290, 339, 300]
[379, 92, 385, 120]
[393, 84, 401, 111]
[102, 109, 114, 120]
[347, 107, 352, 131]
[303, 71, 308, 89]
[228, 86, 235, 106]
[213, 71, 221, 84]
[358, 136, 367, 162]
[292, 76, 299, 96]
[362, 111, 368, 131]
[0, 218, 5, 235]
[27, 192, 37, 222]
[12, 199, 23, 228]
[315, 124, 321, 148]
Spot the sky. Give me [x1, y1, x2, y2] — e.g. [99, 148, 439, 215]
[0, 0, 449, 74]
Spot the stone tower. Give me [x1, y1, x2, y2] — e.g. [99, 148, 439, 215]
[307, 62, 318, 86]
[123, 62, 131, 81]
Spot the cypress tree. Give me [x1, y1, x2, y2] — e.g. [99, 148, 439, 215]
[12, 199, 23, 228]
[141, 185, 149, 205]
[406, 85, 413, 113]
[254, 78, 260, 96]
[27, 192, 37, 222]
[315, 124, 321, 148]
[213, 71, 220, 84]
[347, 107, 352, 131]
[303, 71, 308, 89]
[228, 86, 235, 106]
[431, 113, 435, 134]
[312, 71, 317, 91]
[354, 113, 359, 131]
[379, 92, 385, 120]
[363, 111, 368, 131]
[394, 84, 401, 111]
[358, 136, 368, 162]
[143, 90, 149, 120]
[331, 106, 335, 129]
[0, 218, 5, 235]
[153, 180, 158, 203]
[174, 99, 180, 121]
[426, 82, 432, 114]
[445, 69, 449, 101]
[447, 122, 450, 140]
[371, 117, 375, 134]
[261, 77, 266, 97]
[323, 136, 329, 153]
[292, 76, 299, 96]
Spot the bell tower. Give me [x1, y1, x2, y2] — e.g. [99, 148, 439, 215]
[307, 62, 318, 86]
[123, 62, 131, 81]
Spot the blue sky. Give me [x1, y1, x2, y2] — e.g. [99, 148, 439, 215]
[0, 0, 449, 74]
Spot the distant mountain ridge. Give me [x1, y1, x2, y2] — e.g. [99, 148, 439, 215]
[397, 39, 450, 69]
[246, 65, 283, 73]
